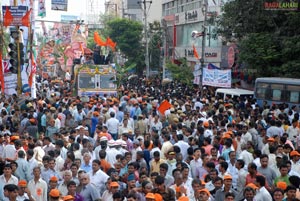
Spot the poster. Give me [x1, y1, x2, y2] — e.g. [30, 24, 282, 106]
[202, 68, 231, 88]
[38, 0, 46, 17]
[51, 0, 68, 11]
[2, 6, 28, 26]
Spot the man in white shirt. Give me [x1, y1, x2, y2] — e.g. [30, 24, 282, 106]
[0, 164, 18, 186]
[106, 112, 119, 140]
[88, 159, 109, 195]
[254, 175, 272, 200]
[28, 166, 48, 201]
[235, 159, 248, 201]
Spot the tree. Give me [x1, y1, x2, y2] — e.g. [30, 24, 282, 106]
[216, 0, 300, 78]
[106, 18, 144, 74]
[148, 21, 163, 72]
[165, 58, 194, 85]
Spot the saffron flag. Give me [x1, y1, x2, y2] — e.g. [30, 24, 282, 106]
[157, 100, 172, 115]
[22, 9, 32, 27]
[0, 53, 4, 93]
[94, 32, 106, 46]
[28, 53, 36, 87]
[3, 7, 14, 27]
[106, 37, 117, 51]
[193, 45, 200, 60]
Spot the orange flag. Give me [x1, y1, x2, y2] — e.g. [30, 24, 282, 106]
[157, 100, 172, 115]
[28, 53, 36, 87]
[3, 7, 14, 27]
[193, 45, 200, 60]
[22, 9, 32, 27]
[0, 53, 5, 93]
[94, 32, 106, 46]
[106, 37, 117, 51]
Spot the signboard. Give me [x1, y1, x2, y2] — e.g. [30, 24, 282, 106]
[2, 6, 28, 26]
[61, 15, 78, 22]
[202, 68, 231, 88]
[51, 0, 68, 11]
[38, 0, 46, 17]
[264, 0, 299, 11]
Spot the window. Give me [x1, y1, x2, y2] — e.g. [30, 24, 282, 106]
[100, 74, 116, 89]
[286, 85, 300, 103]
[270, 84, 284, 101]
[78, 74, 95, 89]
[255, 82, 269, 99]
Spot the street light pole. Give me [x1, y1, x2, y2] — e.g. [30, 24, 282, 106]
[200, 0, 208, 97]
[138, 0, 152, 78]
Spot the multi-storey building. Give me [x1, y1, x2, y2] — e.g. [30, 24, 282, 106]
[162, 0, 231, 68]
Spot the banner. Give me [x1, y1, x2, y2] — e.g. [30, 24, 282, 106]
[38, 0, 46, 17]
[2, 6, 28, 26]
[202, 68, 231, 88]
[3, 64, 29, 95]
[51, 0, 68, 11]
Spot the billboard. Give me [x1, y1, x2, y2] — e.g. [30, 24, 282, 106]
[127, 0, 140, 9]
[202, 68, 231, 88]
[51, 0, 68, 11]
[2, 6, 28, 26]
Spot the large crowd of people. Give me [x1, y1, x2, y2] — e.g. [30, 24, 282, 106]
[0, 76, 300, 201]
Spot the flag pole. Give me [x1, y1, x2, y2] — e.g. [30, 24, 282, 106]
[13, 0, 22, 95]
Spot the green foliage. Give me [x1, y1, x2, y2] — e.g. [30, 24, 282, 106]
[165, 58, 194, 85]
[149, 21, 163, 71]
[106, 18, 143, 59]
[105, 18, 144, 74]
[114, 63, 136, 88]
[216, 0, 300, 78]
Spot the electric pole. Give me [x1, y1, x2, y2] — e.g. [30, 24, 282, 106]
[200, 0, 208, 96]
[138, 0, 152, 78]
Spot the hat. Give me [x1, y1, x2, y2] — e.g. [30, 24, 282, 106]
[203, 121, 209, 127]
[121, 140, 127, 147]
[154, 193, 163, 201]
[290, 150, 300, 157]
[133, 139, 140, 145]
[50, 176, 58, 182]
[100, 136, 108, 142]
[110, 181, 119, 188]
[223, 175, 232, 180]
[18, 180, 27, 187]
[246, 183, 258, 190]
[145, 193, 155, 199]
[93, 111, 100, 116]
[127, 174, 135, 181]
[115, 139, 123, 146]
[50, 107, 56, 111]
[267, 137, 275, 142]
[276, 181, 287, 190]
[49, 189, 60, 197]
[168, 151, 176, 155]
[199, 188, 210, 196]
[75, 125, 84, 130]
[178, 196, 189, 201]
[170, 108, 175, 112]
[63, 195, 74, 201]
[11, 135, 19, 141]
[276, 154, 283, 158]
[108, 140, 116, 146]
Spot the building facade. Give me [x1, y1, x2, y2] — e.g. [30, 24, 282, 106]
[162, 0, 229, 68]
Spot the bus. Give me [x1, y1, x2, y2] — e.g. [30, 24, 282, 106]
[254, 77, 300, 107]
[74, 64, 117, 97]
[215, 88, 254, 101]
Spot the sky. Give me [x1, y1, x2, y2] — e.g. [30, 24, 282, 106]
[1, 0, 105, 22]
